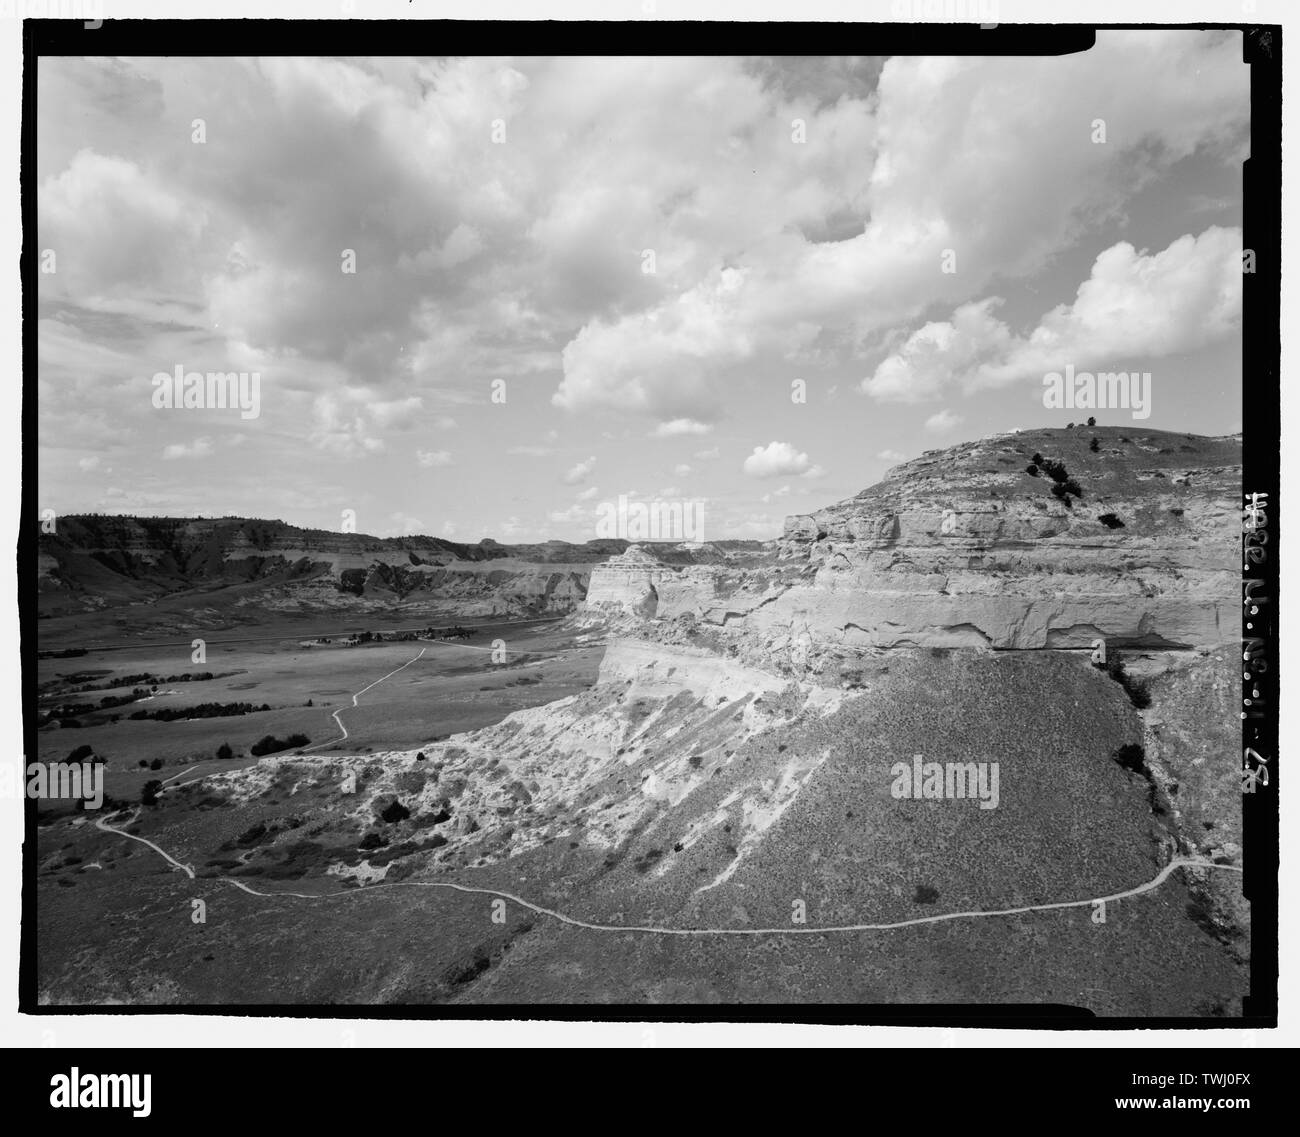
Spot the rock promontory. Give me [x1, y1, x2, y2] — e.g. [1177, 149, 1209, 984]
[585, 426, 1241, 659]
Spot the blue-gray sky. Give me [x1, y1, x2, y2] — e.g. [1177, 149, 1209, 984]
[38, 35, 1247, 541]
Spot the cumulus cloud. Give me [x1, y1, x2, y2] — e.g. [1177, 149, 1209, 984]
[924, 410, 963, 434]
[162, 437, 213, 460]
[651, 419, 715, 438]
[743, 441, 815, 478]
[389, 513, 427, 536]
[416, 449, 453, 468]
[860, 227, 1243, 402]
[563, 456, 597, 484]
[38, 150, 207, 306]
[552, 33, 1246, 428]
[34, 47, 1247, 530]
[877, 449, 908, 462]
[973, 226, 1243, 387]
[861, 298, 1012, 402]
[311, 391, 390, 456]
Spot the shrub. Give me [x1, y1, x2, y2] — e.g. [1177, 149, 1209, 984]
[1089, 436, 1100, 452]
[216, 743, 233, 760]
[235, 822, 268, 847]
[1087, 416, 1096, 426]
[1025, 463, 1039, 476]
[149, 758, 163, 771]
[358, 832, 388, 850]
[1097, 513, 1125, 529]
[1066, 421, 1075, 429]
[379, 799, 410, 824]
[1039, 457, 1068, 482]
[1050, 479, 1083, 505]
[1031, 452, 1044, 465]
[249, 733, 310, 757]
[66, 744, 94, 763]
[141, 779, 163, 806]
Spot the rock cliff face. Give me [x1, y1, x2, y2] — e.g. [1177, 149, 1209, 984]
[36, 516, 628, 618]
[584, 545, 723, 618]
[586, 427, 1241, 659]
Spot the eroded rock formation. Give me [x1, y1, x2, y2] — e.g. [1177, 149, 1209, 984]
[585, 427, 1241, 658]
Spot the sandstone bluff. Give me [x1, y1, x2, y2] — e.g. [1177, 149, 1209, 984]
[585, 426, 1240, 663]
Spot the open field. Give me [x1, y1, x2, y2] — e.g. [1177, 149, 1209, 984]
[35, 618, 606, 814]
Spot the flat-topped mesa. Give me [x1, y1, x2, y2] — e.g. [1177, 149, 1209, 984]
[584, 544, 722, 619]
[769, 427, 1240, 652]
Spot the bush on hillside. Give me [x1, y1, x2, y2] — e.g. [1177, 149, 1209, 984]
[379, 799, 410, 824]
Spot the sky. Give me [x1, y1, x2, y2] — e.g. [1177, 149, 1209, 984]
[37, 35, 1248, 543]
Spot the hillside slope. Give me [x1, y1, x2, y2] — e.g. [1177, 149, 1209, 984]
[35, 427, 1247, 1010]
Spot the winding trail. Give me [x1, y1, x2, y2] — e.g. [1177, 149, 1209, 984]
[90, 636, 1245, 937]
[301, 647, 427, 753]
[94, 810, 195, 880]
[91, 808, 1241, 936]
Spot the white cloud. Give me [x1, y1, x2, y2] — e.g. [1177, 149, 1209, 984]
[369, 396, 424, 428]
[38, 150, 206, 306]
[563, 455, 597, 484]
[673, 463, 692, 477]
[650, 418, 715, 438]
[551, 34, 1246, 426]
[923, 409, 963, 434]
[416, 449, 453, 468]
[860, 227, 1242, 403]
[743, 441, 814, 478]
[693, 446, 720, 461]
[973, 226, 1243, 387]
[431, 223, 483, 268]
[162, 437, 213, 460]
[861, 298, 1012, 403]
[877, 449, 908, 462]
[389, 512, 427, 536]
